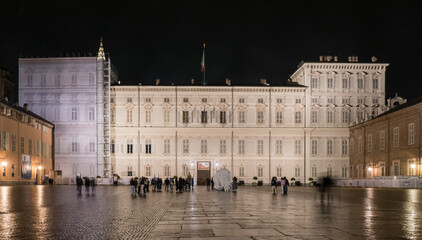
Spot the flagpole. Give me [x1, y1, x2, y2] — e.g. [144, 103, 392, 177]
[202, 43, 206, 85]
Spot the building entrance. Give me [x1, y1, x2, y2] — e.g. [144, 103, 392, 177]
[197, 161, 211, 185]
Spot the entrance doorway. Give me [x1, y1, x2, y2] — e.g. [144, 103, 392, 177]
[197, 161, 211, 185]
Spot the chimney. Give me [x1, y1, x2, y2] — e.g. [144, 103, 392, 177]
[155, 78, 160, 85]
[260, 78, 269, 86]
[23, 103, 28, 111]
[191, 78, 195, 85]
[225, 78, 231, 86]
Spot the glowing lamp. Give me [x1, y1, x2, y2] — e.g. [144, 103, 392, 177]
[37, 166, 42, 170]
[368, 167, 373, 172]
[411, 164, 416, 169]
[1, 162, 6, 167]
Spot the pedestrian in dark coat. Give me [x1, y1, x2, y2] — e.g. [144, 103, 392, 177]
[85, 177, 90, 194]
[206, 178, 210, 191]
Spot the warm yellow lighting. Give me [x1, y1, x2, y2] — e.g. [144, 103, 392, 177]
[1, 162, 6, 167]
[368, 167, 373, 172]
[410, 164, 416, 169]
[37, 166, 42, 170]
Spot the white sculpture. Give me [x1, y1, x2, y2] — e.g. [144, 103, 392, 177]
[213, 168, 232, 191]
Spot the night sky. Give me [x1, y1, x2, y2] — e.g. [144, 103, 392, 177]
[1, 1, 422, 100]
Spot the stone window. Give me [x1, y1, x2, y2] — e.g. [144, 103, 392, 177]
[408, 123, 415, 145]
[311, 111, 318, 124]
[201, 139, 207, 154]
[238, 140, 245, 154]
[276, 140, 282, 154]
[220, 140, 226, 154]
[276, 111, 282, 124]
[164, 139, 170, 154]
[257, 139, 264, 154]
[393, 127, 399, 148]
[145, 110, 151, 123]
[145, 139, 151, 154]
[163, 110, 170, 123]
[379, 131, 385, 150]
[127, 139, 134, 154]
[183, 139, 189, 153]
[311, 139, 318, 155]
[295, 140, 301, 155]
[295, 111, 302, 124]
[257, 111, 264, 124]
[238, 111, 245, 123]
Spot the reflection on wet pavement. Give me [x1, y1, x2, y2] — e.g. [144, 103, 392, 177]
[0, 185, 421, 239]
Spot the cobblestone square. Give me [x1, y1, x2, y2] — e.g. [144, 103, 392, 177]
[1, 185, 421, 239]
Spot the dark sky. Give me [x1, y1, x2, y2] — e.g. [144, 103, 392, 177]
[1, 0, 422, 100]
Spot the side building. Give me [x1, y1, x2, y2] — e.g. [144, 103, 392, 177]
[18, 40, 118, 183]
[0, 99, 54, 184]
[349, 96, 422, 178]
[111, 59, 388, 184]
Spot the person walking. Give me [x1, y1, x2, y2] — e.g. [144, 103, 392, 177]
[91, 177, 96, 194]
[130, 178, 136, 196]
[142, 177, 147, 196]
[186, 173, 191, 191]
[271, 176, 277, 194]
[85, 177, 90, 194]
[152, 177, 157, 192]
[175, 176, 179, 193]
[146, 178, 150, 192]
[165, 177, 170, 192]
[280, 177, 286, 195]
[211, 177, 214, 190]
[170, 177, 174, 192]
[206, 178, 210, 191]
[76, 175, 83, 194]
[283, 177, 289, 195]
[232, 176, 238, 191]
[178, 177, 183, 193]
[191, 177, 194, 191]
[158, 178, 163, 192]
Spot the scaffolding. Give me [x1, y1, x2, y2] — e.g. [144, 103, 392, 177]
[97, 52, 118, 178]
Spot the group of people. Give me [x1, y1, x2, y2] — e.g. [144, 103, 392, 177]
[76, 176, 96, 194]
[129, 174, 195, 197]
[271, 176, 289, 195]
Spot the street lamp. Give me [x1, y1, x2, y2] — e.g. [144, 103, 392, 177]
[1, 161, 6, 167]
[410, 164, 416, 169]
[368, 167, 373, 172]
[38, 166, 43, 170]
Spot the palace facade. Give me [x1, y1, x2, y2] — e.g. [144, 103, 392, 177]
[111, 61, 388, 184]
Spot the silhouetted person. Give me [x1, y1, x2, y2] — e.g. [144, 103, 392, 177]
[76, 176, 83, 194]
[91, 177, 96, 193]
[233, 176, 238, 191]
[206, 178, 211, 191]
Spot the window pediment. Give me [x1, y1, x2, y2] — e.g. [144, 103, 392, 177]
[125, 102, 135, 109]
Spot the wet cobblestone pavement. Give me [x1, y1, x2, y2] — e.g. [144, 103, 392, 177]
[1, 185, 421, 239]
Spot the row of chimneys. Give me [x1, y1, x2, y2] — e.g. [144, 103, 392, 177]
[319, 56, 378, 63]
